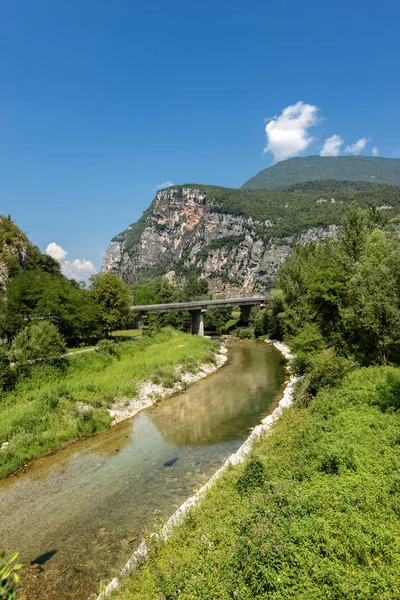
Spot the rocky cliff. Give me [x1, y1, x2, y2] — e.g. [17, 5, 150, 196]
[0, 215, 60, 286]
[102, 186, 340, 295]
[0, 216, 30, 285]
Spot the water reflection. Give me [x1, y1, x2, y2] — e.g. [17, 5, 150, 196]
[0, 341, 286, 600]
[148, 342, 285, 445]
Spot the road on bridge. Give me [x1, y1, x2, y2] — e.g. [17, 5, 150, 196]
[130, 296, 265, 335]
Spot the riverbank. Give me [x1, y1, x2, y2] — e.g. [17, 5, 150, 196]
[97, 340, 296, 599]
[0, 329, 222, 479]
[108, 357, 400, 599]
[109, 346, 227, 425]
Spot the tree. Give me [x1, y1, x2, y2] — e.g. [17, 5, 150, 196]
[11, 321, 66, 368]
[0, 269, 101, 343]
[89, 273, 132, 336]
[0, 347, 15, 393]
[179, 275, 209, 301]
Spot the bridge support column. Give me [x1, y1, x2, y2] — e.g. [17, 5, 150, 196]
[190, 309, 206, 336]
[240, 305, 251, 326]
[135, 313, 148, 330]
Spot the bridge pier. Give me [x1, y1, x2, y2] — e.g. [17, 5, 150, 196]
[240, 304, 251, 326]
[190, 309, 206, 336]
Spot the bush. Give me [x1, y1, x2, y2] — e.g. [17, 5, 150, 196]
[307, 351, 356, 396]
[294, 350, 357, 406]
[291, 351, 313, 376]
[236, 455, 267, 495]
[251, 307, 269, 337]
[233, 327, 255, 339]
[290, 323, 325, 355]
[0, 347, 15, 393]
[10, 321, 66, 370]
[375, 370, 400, 411]
[95, 339, 121, 359]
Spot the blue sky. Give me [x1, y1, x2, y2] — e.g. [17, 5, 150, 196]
[1, 0, 399, 279]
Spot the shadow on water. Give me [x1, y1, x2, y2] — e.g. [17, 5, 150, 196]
[164, 456, 179, 467]
[0, 341, 286, 600]
[30, 550, 57, 567]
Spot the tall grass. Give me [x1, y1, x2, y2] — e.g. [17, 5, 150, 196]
[0, 328, 216, 478]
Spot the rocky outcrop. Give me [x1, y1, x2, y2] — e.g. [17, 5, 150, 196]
[102, 187, 338, 295]
[0, 216, 30, 286]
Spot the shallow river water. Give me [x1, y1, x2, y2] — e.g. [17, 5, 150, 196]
[0, 341, 286, 600]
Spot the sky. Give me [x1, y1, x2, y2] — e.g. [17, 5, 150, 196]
[1, 0, 399, 280]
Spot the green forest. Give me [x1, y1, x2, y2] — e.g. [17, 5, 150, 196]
[241, 155, 400, 189]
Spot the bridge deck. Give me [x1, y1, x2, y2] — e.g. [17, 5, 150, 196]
[130, 296, 265, 314]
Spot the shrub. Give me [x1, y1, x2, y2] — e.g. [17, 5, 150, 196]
[236, 455, 267, 495]
[251, 307, 269, 337]
[318, 443, 357, 474]
[306, 351, 356, 396]
[95, 339, 121, 359]
[375, 370, 400, 411]
[0, 347, 15, 393]
[233, 327, 255, 339]
[291, 351, 313, 376]
[290, 323, 325, 355]
[10, 321, 66, 370]
[294, 350, 356, 406]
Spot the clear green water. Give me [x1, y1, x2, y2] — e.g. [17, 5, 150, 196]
[0, 341, 286, 600]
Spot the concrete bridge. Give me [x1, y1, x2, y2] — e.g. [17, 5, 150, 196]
[130, 296, 265, 335]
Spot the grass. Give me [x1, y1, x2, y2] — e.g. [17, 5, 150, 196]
[111, 366, 400, 600]
[111, 329, 143, 339]
[66, 345, 96, 353]
[0, 328, 216, 478]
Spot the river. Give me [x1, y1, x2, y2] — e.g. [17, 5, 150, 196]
[0, 341, 286, 600]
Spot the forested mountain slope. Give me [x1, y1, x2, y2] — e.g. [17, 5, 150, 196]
[242, 156, 400, 189]
[102, 180, 400, 296]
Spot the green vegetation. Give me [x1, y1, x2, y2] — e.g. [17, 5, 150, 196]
[117, 177, 400, 259]
[241, 155, 400, 189]
[0, 551, 23, 600]
[112, 366, 400, 600]
[89, 273, 133, 336]
[131, 275, 233, 334]
[111, 329, 143, 340]
[109, 204, 400, 599]
[0, 267, 134, 346]
[0, 329, 216, 478]
[0, 215, 60, 280]
[10, 321, 66, 374]
[141, 180, 400, 241]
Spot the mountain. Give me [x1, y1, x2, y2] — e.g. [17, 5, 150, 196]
[102, 181, 400, 296]
[242, 156, 400, 189]
[0, 216, 59, 286]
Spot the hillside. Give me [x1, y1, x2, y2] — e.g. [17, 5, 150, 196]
[242, 156, 400, 189]
[102, 180, 400, 295]
[0, 215, 59, 285]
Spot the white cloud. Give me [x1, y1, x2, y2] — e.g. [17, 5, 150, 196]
[61, 259, 97, 281]
[320, 134, 344, 157]
[152, 180, 174, 193]
[344, 137, 369, 154]
[264, 101, 319, 163]
[46, 242, 67, 261]
[46, 242, 96, 282]
[372, 146, 379, 156]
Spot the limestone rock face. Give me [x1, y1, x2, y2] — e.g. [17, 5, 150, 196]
[102, 187, 337, 295]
